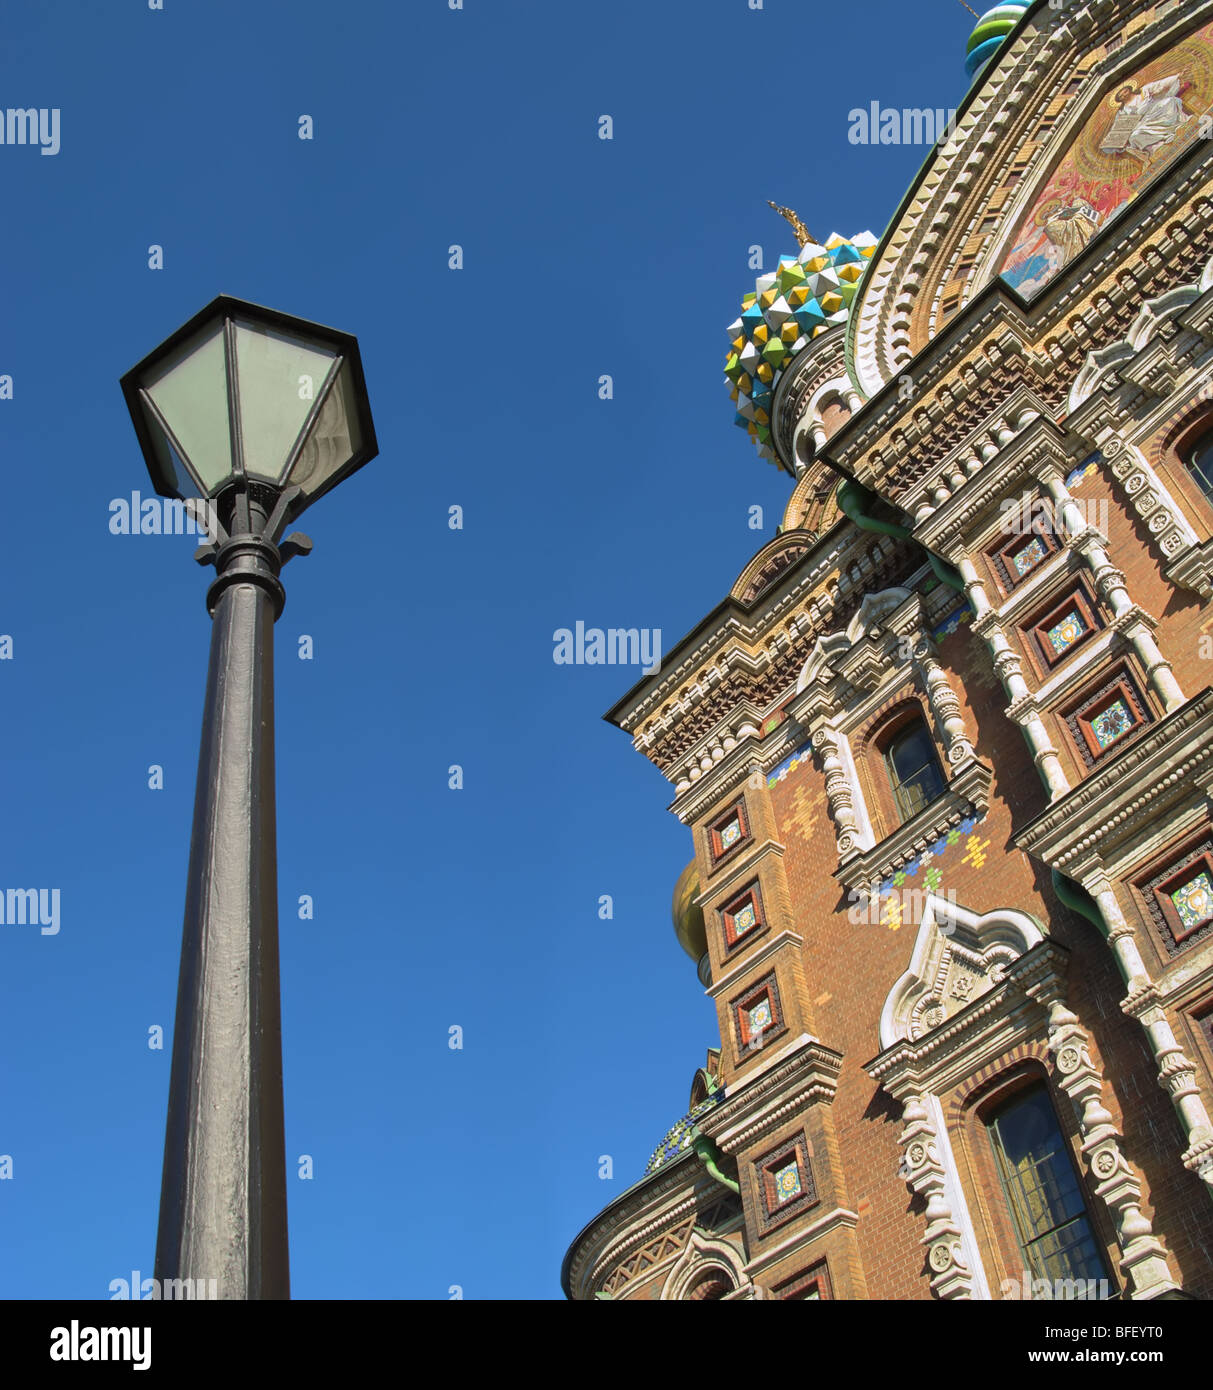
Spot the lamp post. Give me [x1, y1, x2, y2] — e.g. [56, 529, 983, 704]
[120, 296, 378, 1300]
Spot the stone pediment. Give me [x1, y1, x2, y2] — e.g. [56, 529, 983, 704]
[879, 894, 1045, 1049]
[795, 588, 919, 695]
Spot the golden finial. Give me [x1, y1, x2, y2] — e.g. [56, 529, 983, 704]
[956, 0, 980, 16]
[767, 200, 814, 249]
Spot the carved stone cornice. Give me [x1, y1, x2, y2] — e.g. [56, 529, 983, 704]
[909, 410, 1071, 556]
[698, 1035, 843, 1155]
[1013, 689, 1213, 875]
[609, 532, 921, 781]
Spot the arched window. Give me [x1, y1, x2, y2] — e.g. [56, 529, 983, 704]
[884, 716, 946, 822]
[987, 1084, 1111, 1297]
[1185, 427, 1213, 503]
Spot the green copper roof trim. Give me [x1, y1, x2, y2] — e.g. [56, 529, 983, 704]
[836, 478, 966, 592]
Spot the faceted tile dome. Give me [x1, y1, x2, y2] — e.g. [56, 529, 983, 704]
[643, 1090, 724, 1177]
[725, 231, 877, 465]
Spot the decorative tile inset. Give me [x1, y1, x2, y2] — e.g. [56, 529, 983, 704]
[749, 998, 773, 1032]
[1046, 610, 1086, 655]
[1091, 698, 1133, 748]
[756, 1133, 819, 1233]
[774, 1162, 802, 1203]
[1012, 536, 1048, 576]
[1065, 669, 1149, 767]
[720, 817, 742, 850]
[1140, 838, 1213, 959]
[1170, 872, 1213, 933]
[733, 901, 757, 936]
[768, 741, 813, 789]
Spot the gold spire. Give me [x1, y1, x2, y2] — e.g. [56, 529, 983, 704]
[767, 200, 814, 249]
[956, 0, 980, 16]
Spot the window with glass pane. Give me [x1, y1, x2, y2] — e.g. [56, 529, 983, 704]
[1186, 430, 1213, 502]
[989, 1086, 1110, 1297]
[885, 719, 946, 822]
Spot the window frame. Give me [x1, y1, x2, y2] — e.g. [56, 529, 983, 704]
[984, 1081, 1113, 1298]
[882, 714, 948, 824]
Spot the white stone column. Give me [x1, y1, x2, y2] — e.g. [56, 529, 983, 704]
[1041, 463, 1187, 713]
[898, 1095, 975, 1299]
[957, 558, 1070, 798]
[811, 724, 862, 862]
[1083, 874, 1213, 1200]
[915, 644, 975, 767]
[1047, 1002, 1178, 1297]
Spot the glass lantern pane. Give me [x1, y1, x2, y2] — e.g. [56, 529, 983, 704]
[288, 357, 363, 497]
[143, 323, 233, 493]
[233, 321, 336, 482]
[138, 400, 199, 498]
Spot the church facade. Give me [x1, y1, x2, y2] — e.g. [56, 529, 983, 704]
[562, 0, 1213, 1300]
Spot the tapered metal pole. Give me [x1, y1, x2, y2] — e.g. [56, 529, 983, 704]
[154, 518, 290, 1300]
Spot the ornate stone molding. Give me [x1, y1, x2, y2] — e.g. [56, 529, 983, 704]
[1013, 689, 1213, 877]
[869, 896, 1181, 1297]
[699, 1035, 843, 1156]
[899, 1095, 978, 1299]
[1094, 434, 1205, 587]
[658, 1230, 750, 1301]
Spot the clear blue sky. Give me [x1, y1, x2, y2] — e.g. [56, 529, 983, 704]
[0, 0, 972, 1299]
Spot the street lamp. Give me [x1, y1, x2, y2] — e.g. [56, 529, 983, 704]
[120, 296, 378, 1300]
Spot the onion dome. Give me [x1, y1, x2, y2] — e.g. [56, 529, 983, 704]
[673, 860, 712, 988]
[964, 1, 1030, 81]
[672, 861, 707, 962]
[643, 1088, 724, 1176]
[725, 217, 877, 465]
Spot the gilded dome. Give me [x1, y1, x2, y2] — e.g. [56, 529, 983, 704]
[672, 860, 707, 964]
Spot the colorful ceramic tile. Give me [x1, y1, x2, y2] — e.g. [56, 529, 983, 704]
[748, 998, 773, 1033]
[733, 901, 757, 936]
[1011, 535, 1048, 575]
[720, 817, 742, 849]
[1046, 609, 1086, 655]
[774, 1161, 802, 1203]
[1091, 698, 1133, 747]
[1170, 871, 1213, 931]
